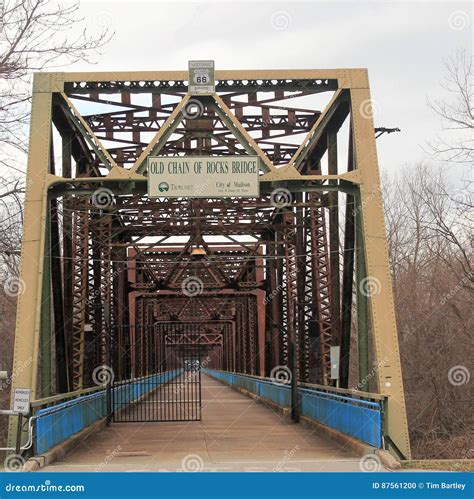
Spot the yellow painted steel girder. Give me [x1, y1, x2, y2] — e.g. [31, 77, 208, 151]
[10, 68, 411, 459]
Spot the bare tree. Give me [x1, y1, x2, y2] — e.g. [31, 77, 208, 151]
[384, 164, 473, 460]
[0, 2, 112, 450]
[0, 0, 112, 156]
[428, 47, 474, 166]
[0, 0, 112, 275]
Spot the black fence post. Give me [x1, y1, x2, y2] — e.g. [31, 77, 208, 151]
[290, 301, 299, 422]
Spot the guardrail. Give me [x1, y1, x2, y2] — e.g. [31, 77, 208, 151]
[32, 370, 182, 454]
[204, 369, 386, 448]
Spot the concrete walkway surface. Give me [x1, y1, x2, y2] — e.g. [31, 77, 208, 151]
[40, 374, 377, 472]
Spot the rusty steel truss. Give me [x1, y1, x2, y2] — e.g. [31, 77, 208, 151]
[10, 68, 411, 458]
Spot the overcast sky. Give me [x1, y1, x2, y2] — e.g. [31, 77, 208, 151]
[64, 0, 472, 179]
[0, 0, 467, 185]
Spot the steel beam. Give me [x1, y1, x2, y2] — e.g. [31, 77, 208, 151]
[351, 85, 411, 458]
[8, 84, 52, 447]
[12, 67, 410, 459]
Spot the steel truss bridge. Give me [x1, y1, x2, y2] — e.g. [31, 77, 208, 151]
[8, 67, 411, 461]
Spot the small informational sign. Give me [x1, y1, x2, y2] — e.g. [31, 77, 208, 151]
[330, 346, 340, 381]
[13, 387, 31, 414]
[148, 156, 260, 198]
[188, 60, 215, 94]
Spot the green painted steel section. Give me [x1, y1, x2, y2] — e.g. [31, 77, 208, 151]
[356, 192, 369, 391]
[40, 207, 52, 398]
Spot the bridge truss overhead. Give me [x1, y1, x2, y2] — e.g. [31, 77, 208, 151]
[10, 68, 411, 459]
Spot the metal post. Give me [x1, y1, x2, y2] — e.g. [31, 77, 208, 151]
[15, 414, 22, 455]
[290, 301, 299, 422]
[105, 302, 112, 425]
[106, 379, 112, 426]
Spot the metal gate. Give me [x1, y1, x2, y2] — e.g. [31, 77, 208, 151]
[111, 325, 202, 422]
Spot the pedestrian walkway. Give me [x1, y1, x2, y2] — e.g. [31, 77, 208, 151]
[41, 374, 371, 472]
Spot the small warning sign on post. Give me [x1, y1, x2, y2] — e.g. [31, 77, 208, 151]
[188, 60, 215, 94]
[13, 387, 31, 414]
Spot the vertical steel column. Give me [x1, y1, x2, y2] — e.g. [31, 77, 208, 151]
[340, 128, 355, 388]
[355, 195, 369, 390]
[8, 84, 52, 447]
[267, 233, 282, 370]
[241, 298, 249, 373]
[49, 138, 68, 393]
[136, 299, 144, 376]
[61, 133, 74, 390]
[295, 194, 310, 382]
[351, 82, 411, 458]
[276, 221, 289, 366]
[90, 213, 102, 386]
[309, 197, 333, 385]
[300, 194, 321, 384]
[40, 208, 52, 397]
[71, 198, 90, 390]
[282, 211, 299, 421]
[248, 297, 257, 375]
[100, 216, 113, 380]
[50, 198, 69, 392]
[327, 129, 341, 352]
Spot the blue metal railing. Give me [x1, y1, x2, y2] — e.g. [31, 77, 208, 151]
[205, 370, 292, 407]
[35, 390, 107, 454]
[204, 369, 385, 448]
[299, 387, 383, 448]
[34, 370, 182, 454]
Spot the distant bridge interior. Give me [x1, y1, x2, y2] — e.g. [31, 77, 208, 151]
[10, 68, 411, 469]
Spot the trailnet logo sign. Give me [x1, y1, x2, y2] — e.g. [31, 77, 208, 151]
[148, 156, 260, 198]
